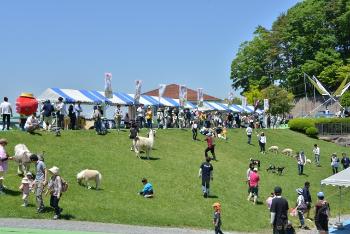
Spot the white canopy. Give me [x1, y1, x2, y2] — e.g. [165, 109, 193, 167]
[321, 168, 350, 187]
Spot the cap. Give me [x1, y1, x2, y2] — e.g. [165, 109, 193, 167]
[274, 186, 282, 194]
[317, 192, 325, 198]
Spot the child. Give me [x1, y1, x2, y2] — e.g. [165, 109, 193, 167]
[19, 177, 30, 207]
[205, 133, 216, 161]
[212, 202, 223, 234]
[129, 122, 139, 151]
[286, 220, 296, 234]
[266, 192, 275, 210]
[139, 178, 154, 198]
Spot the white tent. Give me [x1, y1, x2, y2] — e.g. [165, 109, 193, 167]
[321, 168, 350, 229]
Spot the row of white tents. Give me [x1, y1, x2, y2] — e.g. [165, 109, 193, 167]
[38, 88, 262, 113]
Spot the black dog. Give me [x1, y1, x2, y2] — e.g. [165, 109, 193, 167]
[266, 165, 285, 175]
[276, 167, 285, 175]
[250, 158, 261, 169]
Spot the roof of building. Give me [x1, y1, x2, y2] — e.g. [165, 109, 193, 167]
[142, 84, 221, 101]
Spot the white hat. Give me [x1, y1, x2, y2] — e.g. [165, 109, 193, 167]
[21, 178, 29, 184]
[253, 168, 258, 172]
[48, 166, 60, 175]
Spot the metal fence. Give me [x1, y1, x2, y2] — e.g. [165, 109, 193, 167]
[316, 123, 350, 135]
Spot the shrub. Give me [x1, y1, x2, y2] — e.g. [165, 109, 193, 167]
[305, 127, 318, 138]
[288, 118, 315, 133]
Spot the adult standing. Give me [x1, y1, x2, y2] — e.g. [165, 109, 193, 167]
[30, 154, 48, 213]
[270, 186, 289, 234]
[258, 132, 266, 154]
[302, 181, 312, 221]
[314, 192, 330, 234]
[0, 97, 12, 131]
[313, 144, 321, 167]
[114, 105, 123, 132]
[92, 106, 102, 134]
[0, 138, 12, 194]
[198, 157, 213, 198]
[47, 166, 63, 219]
[68, 104, 76, 130]
[330, 153, 340, 174]
[136, 105, 145, 128]
[41, 100, 54, 130]
[297, 151, 306, 175]
[145, 106, 153, 129]
[55, 97, 66, 129]
[74, 101, 83, 129]
[340, 152, 350, 170]
[191, 120, 198, 141]
[246, 125, 253, 145]
[247, 167, 260, 204]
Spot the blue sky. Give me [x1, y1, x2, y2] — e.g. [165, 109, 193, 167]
[0, 0, 299, 104]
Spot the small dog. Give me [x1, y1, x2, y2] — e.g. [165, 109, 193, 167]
[268, 146, 279, 154]
[77, 169, 102, 190]
[250, 158, 261, 168]
[281, 148, 293, 156]
[306, 159, 312, 164]
[276, 167, 285, 175]
[266, 165, 285, 175]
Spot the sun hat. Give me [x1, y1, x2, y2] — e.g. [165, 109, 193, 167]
[21, 178, 29, 184]
[296, 188, 303, 195]
[0, 138, 8, 145]
[317, 191, 325, 198]
[212, 202, 221, 208]
[48, 166, 60, 175]
[26, 172, 33, 178]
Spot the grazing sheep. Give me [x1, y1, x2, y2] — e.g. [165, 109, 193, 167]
[134, 129, 156, 159]
[76, 169, 102, 190]
[268, 146, 279, 154]
[13, 144, 33, 175]
[281, 148, 293, 157]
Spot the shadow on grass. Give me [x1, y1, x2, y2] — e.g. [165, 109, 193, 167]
[207, 195, 219, 199]
[140, 156, 160, 160]
[60, 214, 76, 220]
[3, 188, 21, 196]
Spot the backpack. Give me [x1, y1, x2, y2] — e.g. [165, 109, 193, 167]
[317, 202, 330, 219]
[61, 177, 68, 193]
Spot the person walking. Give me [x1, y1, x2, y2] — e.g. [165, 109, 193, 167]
[0, 97, 13, 131]
[247, 168, 260, 205]
[212, 202, 224, 234]
[246, 125, 252, 144]
[302, 182, 312, 221]
[313, 144, 320, 167]
[297, 151, 306, 175]
[314, 192, 330, 234]
[30, 154, 48, 213]
[341, 152, 350, 170]
[92, 106, 102, 134]
[295, 188, 308, 229]
[205, 133, 216, 161]
[258, 132, 266, 154]
[114, 105, 123, 132]
[191, 121, 198, 140]
[199, 157, 213, 198]
[270, 186, 289, 234]
[0, 138, 12, 194]
[330, 153, 340, 174]
[47, 166, 63, 219]
[246, 163, 254, 195]
[129, 122, 139, 151]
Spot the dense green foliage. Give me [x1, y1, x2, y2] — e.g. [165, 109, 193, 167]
[289, 117, 350, 135]
[231, 0, 350, 96]
[261, 85, 294, 115]
[0, 130, 350, 232]
[340, 91, 350, 107]
[305, 126, 319, 138]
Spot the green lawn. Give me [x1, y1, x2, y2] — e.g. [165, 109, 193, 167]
[0, 129, 349, 232]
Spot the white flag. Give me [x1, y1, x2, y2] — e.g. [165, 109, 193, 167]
[197, 88, 203, 107]
[179, 85, 187, 107]
[134, 80, 142, 104]
[264, 99, 269, 111]
[159, 84, 166, 105]
[104, 73, 113, 98]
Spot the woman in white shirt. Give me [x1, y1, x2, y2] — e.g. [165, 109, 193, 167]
[258, 132, 266, 154]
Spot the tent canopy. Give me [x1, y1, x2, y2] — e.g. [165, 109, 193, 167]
[321, 168, 350, 187]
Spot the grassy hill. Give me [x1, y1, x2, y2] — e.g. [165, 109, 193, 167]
[0, 129, 349, 232]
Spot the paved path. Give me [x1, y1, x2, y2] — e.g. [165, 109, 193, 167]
[0, 218, 244, 234]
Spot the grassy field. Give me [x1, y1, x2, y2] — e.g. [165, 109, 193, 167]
[0, 128, 349, 232]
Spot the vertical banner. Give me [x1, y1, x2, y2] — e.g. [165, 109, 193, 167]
[104, 73, 113, 98]
[134, 80, 142, 105]
[241, 96, 247, 112]
[254, 99, 260, 112]
[228, 91, 234, 108]
[197, 88, 204, 107]
[264, 99, 269, 112]
[159, 84, 166, 105]
[179, 85, 187, 107]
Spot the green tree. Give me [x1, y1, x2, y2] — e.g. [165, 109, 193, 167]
[243, 85, 263, 105]
[340, 91, 350, 107]
[261, 86, 294, 116]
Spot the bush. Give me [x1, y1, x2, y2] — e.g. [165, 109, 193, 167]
[305, 127, 318, 138]
[288, 118, 316, 133]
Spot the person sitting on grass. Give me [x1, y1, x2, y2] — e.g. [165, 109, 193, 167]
[139, 178, 153, 198]
[24, 112, 40, 134]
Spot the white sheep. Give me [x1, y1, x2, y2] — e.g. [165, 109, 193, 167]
[281, 148, 293, 157]
[268, 145, 279, 154]
[134, 129, 156, 159]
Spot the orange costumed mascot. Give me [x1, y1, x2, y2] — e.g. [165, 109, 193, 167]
[16, 93, 38, 130]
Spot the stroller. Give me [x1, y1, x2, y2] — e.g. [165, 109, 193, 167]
[50, 112, 61, 136]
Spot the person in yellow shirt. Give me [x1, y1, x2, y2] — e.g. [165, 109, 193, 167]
[145, 106, 153, 129]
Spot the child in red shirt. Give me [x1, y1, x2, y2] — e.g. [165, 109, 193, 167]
[205, 133, 216, 161]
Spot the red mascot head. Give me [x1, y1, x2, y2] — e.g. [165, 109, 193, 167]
[16, 93, 38, 116]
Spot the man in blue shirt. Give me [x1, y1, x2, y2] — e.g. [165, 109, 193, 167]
[139, 178, 153, 198]
[30, 154, 48, 213]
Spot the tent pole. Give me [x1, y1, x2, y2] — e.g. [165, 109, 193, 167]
[339, 186, 341, 224]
